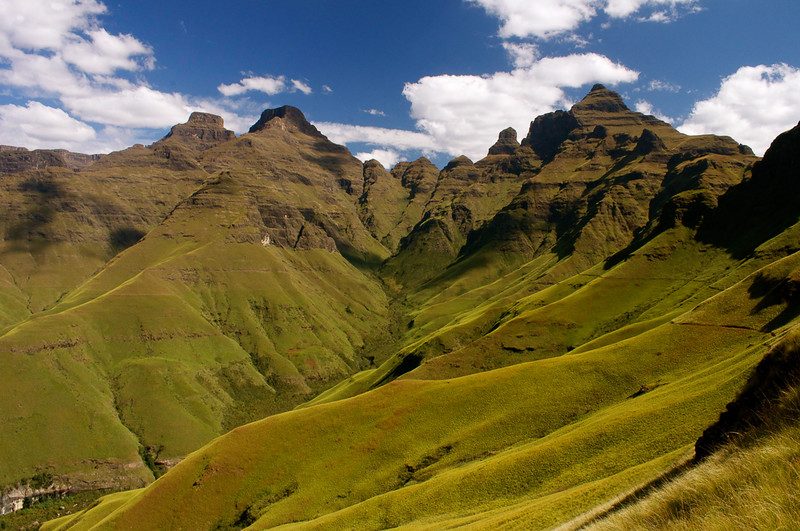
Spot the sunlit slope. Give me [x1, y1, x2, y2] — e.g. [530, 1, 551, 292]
[50, 245, 800, 529]
[582, 325, 800, 531]
[0, 110, 396, 488]
[0, 117, 232, 326]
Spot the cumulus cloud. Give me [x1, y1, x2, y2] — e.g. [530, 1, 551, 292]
[468, 0, 598, 39]
[679, 64, 800, 156]
[61, 86, 193, 128]
[61, 29, 154, 75]
[316, 53, 637, 161]
[502, 42, 539, 69]
[470, 0, 702, 39]
[402, 53, 639, 159]
[0, 101, 95, 149]
[354, 149, 402, 169]
[0, 0, 279, 151]
[0, 0, 106, 51]
[634, 99, 673, 123]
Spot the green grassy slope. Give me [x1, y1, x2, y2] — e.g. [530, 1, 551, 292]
[3, 90, 796, 530]
[0, 110, 395, 489]
[46, 241, 800, 528]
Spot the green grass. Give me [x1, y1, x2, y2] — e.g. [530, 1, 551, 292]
[46, 236, 799, 528]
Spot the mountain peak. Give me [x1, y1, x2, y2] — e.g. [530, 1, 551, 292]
[488, 127, 520, 156]
[572, 84, 629, 113]
[160, 112, 235, 149]
[249, 106, 322, 137]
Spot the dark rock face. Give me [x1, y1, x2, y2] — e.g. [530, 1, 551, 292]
[488, 128, 520, 156]
[0, 147, 100, 174]
[634, 129, 667, 156]
[699, 122, 800, 254]
[161, 112, 236, 150]
[522, 110, 580, 162]
[249, 106, 323, 137]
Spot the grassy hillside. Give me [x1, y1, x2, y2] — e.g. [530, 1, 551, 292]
[0, 110, 395, 488]
[42, 239, 799, 528]
[3, 89, 798, 529]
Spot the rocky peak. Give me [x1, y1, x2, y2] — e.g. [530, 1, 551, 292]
[444, 155, 474, 171]
[572, 84, 630, 113]
[522, 110, 579, 162]
[248, 106, 323, 138]
[488, 127, 520, 156]
[392, 157, 439, 199]
[160, 112, 235, 150]
[362, 159, 389, 189]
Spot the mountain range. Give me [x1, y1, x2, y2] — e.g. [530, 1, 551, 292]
[1, 85, 799, 529]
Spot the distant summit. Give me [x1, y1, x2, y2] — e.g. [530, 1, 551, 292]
[160, 112, 235, 151]
[573, 84, 630, 113]
[249, 105, 323, 137]
[488, 127, 520, 156]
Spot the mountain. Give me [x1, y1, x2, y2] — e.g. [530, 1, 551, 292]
[1, 87, 799, 529]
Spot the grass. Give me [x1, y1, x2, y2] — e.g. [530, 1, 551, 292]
[585, 427, 800, 530]
[0, 125, 395, 488]
[6, 98, 797, 529]
[45, 237, 798, 528]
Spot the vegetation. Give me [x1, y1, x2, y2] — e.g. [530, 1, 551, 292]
[0, 89, 797, 528]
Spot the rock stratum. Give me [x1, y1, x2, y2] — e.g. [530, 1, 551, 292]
[0, 87, 799, 530]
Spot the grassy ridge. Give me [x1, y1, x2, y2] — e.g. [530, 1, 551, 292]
[48, 234, 800, 528]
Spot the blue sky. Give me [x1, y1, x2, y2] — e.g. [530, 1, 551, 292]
[0, 0, 799, 167]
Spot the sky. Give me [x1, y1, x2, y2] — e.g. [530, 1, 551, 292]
[0, 0, 799, 168]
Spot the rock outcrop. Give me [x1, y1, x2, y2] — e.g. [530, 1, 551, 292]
[159, 112, 236, 151]
[488, 128, 520, 156]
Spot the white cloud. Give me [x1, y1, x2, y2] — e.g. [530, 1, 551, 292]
[634, 99, 673, 123]
[0, 0, 106, 51]
[0, 101, 96, 149]
[647, 79, 681, 92]
[354, 148, 401, 169]
[218, 75, 313, 97]
[605, 0, 698, 18]
[61, 28, 153, 75]
[316, 53, 638, 161]
[291, 79, 313, 95]
[314, 122, 437, 151]
[502, 42, 539, 69]
[468, 0, 598, 39]
[218, 75, 287, 97]
[402, 53, 639, 159]
[322, 85, 333, 94]
[362, 108, 386, 117]
[470, 0, 702, 39]
[0, 0, 265, 150]
[61, 85, 193, 128]
[679, 64, 800, 156]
